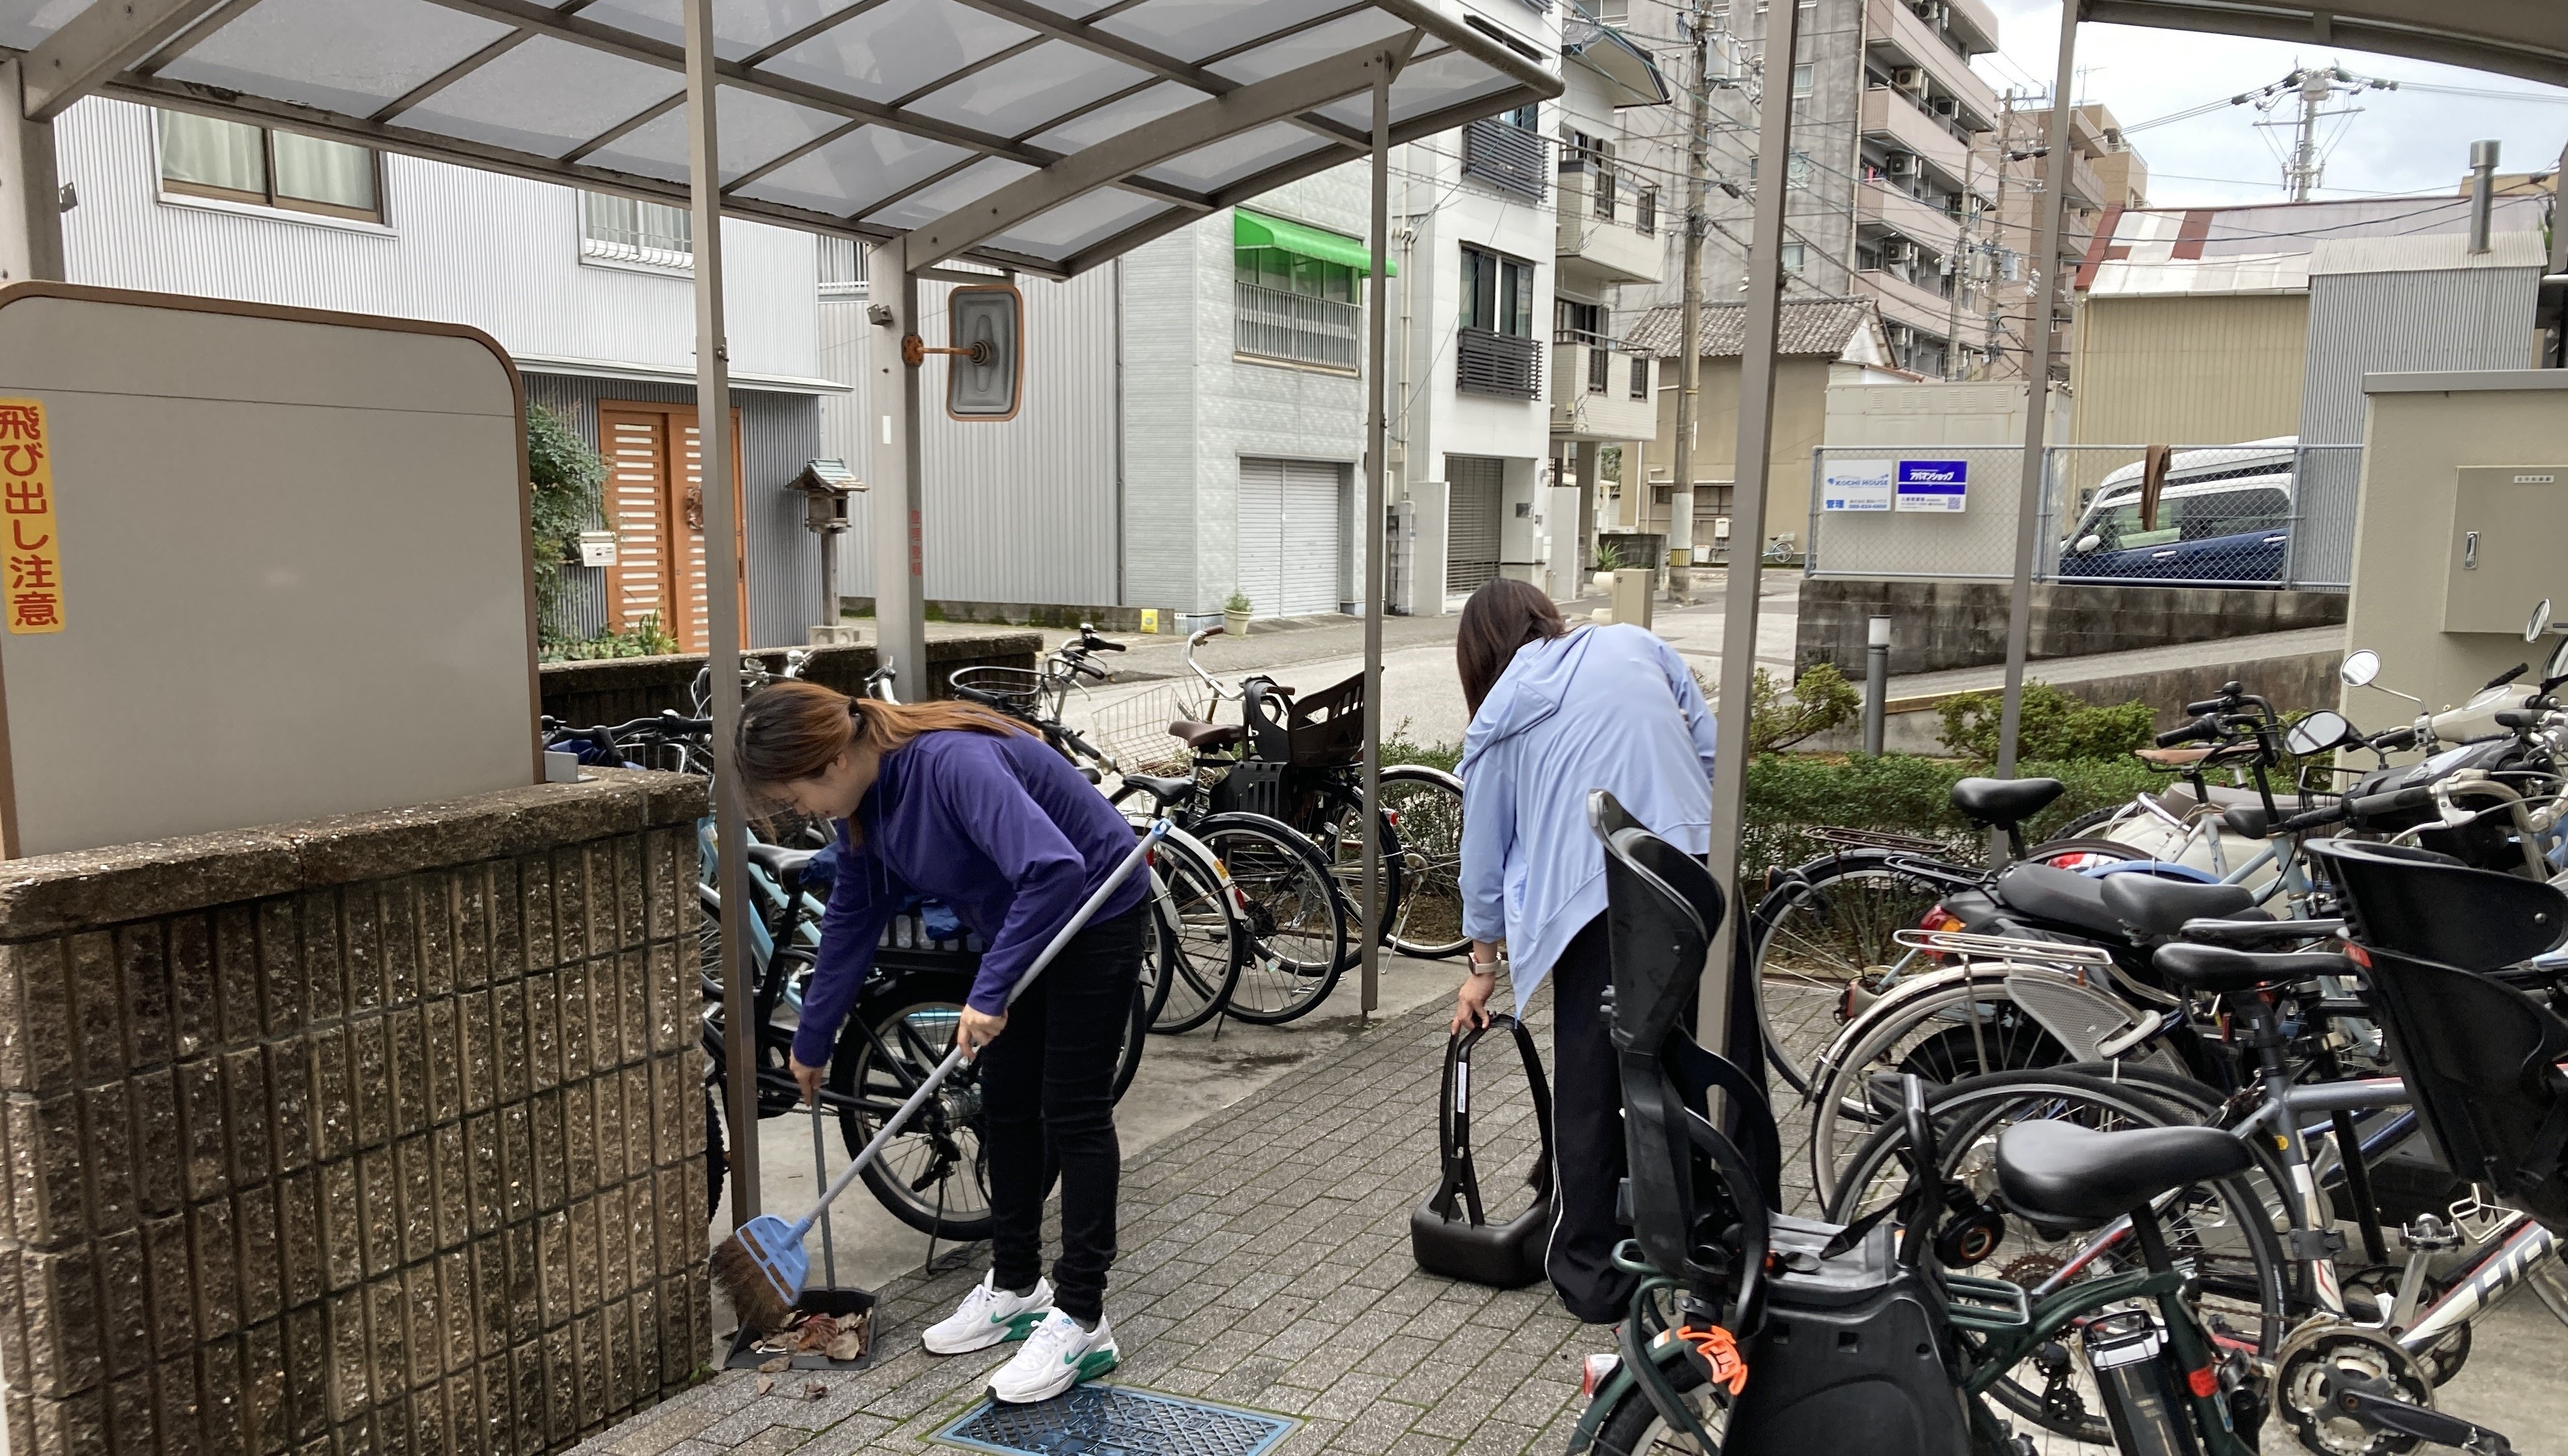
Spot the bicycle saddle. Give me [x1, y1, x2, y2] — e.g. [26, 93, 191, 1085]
[1167, 720, 1243, 751]
[745, 843, 820, 880]
[2152, 941, 2351, 994]
[1950, 776, 2064, 828]
[1122, 774, 1195, 806]
[2098, 874, 2260, 939]
[1995, 1120, 2251, 1226]
[1987, 862, 2125, 939]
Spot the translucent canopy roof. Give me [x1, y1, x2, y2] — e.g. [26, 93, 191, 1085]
[2, 0, 1561, 276]
[2082, 1, 2567, 90]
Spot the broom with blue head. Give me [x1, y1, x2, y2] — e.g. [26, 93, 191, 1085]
[712, 821, 1169, 1332]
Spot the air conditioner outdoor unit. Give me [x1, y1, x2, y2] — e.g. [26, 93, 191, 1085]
[1885, 241, 1917, 267]
[1891, 67, 1926, 92]
[1930, 96, 1959, 117]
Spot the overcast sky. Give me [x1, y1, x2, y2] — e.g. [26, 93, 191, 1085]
[1970, 2, 2568, 208]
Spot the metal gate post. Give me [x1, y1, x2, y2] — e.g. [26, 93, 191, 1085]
[1359, 52, 1397, 1017]
[683, 0, 759, 1220]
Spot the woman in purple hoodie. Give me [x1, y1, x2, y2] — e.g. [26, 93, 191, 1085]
[733, 680, 1145, 1404]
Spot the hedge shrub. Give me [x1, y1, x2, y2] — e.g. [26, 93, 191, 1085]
[1742, 752, 2160, 876]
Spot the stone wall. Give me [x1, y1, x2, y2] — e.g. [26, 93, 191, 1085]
[1795, 576, 2350, 678]
[0, 771, 711, 1456]
[538, 633, 1041, 730]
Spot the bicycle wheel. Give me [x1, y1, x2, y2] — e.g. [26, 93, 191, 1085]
[830, 970, 993, 1241]
[1824, 1070, 2289, 1446]
[1194, 811, 1348, 1024]
[1301, 788, 1403, 972]
[1143, 836, 1244, 1034]
[1380, 766, 1469, 959]
[1588, 1350, 1726, 1455]
[1802, 974, 2111, 1204]
[1748, 852, 1950, 1099]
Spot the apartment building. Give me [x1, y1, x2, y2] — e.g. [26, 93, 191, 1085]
[1611, 0, 2005, 380]
[1546, 14, 1675, 596]
[1974, 103, 2150, 382]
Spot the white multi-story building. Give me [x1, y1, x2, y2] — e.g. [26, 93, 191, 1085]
[49, 95, 842, 650]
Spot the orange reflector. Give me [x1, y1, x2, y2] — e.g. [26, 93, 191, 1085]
[2187, 1366, 2218, 1398]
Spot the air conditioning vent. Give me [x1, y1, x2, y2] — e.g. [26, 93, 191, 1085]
[1890, 66, 1925, 92]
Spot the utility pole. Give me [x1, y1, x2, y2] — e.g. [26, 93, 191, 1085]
[1986, 90, 2011, 380]
[1666, 0, 1712, 603]
[2236, 64, 2395, 201]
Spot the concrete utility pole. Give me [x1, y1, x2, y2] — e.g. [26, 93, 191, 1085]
[1986, 90, 2011, 378]
[1666, 0, 1713, 602]
[2236, 64, 2395, 202]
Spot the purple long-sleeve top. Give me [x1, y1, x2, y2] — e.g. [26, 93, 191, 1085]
[790, 727, 1149, 1067]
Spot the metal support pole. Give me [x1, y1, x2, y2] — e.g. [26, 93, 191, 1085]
[1992, 5, 2082, 834]
[867, 240, 929, 697]
[1701, 0, 1804, 1046]
[817, 527, 840, 638]
[1359, 55, 1395, 1017]
[684, 0, 759, 1222]
[1864, 615, 1889, 756]
[1, 60, 66, 283]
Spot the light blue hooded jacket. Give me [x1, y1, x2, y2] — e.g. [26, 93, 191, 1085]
[1457, 623, 1718, 1014]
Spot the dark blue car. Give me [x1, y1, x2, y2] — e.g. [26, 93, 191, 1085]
[2058, 465, 2293, 583]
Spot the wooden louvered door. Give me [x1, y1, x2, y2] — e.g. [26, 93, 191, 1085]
[598, 401, 745, 653]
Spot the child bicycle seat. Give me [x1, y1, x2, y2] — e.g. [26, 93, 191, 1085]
[2311, 839, 2568, 1231]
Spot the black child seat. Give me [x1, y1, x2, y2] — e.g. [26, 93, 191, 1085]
[1410, 1015, 1556, 1288]
[2309, 840, 2568, 1232]
[1592, 792, 1969, 1456]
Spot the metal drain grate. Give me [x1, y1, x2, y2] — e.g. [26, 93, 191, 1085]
[935, 1384, 1297, 1456]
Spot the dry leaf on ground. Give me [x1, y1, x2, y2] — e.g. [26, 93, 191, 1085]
[755, 1357, 791, 1375]
[754, 1375, 775, 1397]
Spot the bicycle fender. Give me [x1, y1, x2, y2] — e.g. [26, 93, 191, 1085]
[1564, 1329, 1718, 1455]
[1808, 964, 2181, 1094]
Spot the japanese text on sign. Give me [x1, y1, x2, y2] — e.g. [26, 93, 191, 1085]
[0, 399, 63, 634]
[1894, 459, 1968, 513]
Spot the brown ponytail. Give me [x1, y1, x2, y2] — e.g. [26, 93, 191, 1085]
[731, 678, 1032, 796]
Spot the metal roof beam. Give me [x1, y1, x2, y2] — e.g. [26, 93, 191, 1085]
[908, 32, 1417, 269]
[20, 0, 233, 120]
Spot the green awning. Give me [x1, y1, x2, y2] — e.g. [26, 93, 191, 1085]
[1234, 208, 1394, 276]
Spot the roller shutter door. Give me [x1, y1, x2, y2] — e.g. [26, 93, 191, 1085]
[1446, 456, 1503, 594]
[1238, 458, 1345, 617]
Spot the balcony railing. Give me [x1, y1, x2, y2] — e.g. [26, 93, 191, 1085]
[1234, 282, 1360, 372]
[1458, 327, 1543, 399]
[1462, 118, 1546, 203]
[1555, 327, 1625, 394]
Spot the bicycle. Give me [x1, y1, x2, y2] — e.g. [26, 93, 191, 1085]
[1569, 793, 2538, 1456]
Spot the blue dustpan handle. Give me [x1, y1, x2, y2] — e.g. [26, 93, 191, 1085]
[784, 822, 1169, 1242]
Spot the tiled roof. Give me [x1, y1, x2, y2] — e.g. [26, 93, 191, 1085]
[1626, 297, 1880, 359]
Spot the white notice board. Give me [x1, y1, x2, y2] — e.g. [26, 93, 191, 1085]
[0, 285, 539, 858]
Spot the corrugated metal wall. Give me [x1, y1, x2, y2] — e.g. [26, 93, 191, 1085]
[57, 96, 818, 381]
[823, 266, 1122, 608]
[2069, 294, 2311, 448]
[525, 374, 822, 648]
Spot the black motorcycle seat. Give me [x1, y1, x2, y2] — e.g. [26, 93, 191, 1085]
[2099, 875, 2260, 939]
[1997, 1120, 2252, 1226]
[1950, 776, 2065, 828]
[744, 843, 818, 880]
[2153, 941, 2353, 994]
[1167, 719, 1243, 750]
[1989, 862, 2124, 939]
[1122, 773, 1196, 806]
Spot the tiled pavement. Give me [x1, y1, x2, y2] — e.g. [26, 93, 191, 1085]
[587, 990, 1587, 1456]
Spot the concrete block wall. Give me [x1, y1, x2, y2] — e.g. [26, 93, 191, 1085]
[1796, 576, 2350, 678]
[0, 772, 712, 1456]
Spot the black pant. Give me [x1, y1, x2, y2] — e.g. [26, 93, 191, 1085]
[1546, 913, 1639, 1324]
[978, 904, 1145, 1325]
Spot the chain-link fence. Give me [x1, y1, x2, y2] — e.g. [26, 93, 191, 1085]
[1804, 443, 2358, 590]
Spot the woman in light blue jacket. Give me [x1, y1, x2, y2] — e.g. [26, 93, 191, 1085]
[1450, 577, 1717, 1322]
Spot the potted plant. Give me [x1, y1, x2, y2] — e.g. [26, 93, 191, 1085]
[1590, 540, 1625, 594]
[1223, 589, 1252, 638]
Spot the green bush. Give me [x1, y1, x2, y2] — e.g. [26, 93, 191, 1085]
[527, 403, 607, 648]
[1742, 752, 2159, 878]
[1694, 663, 1862, 753]
[552, 612, 681, 661]
[1936, 681, 2156, 763]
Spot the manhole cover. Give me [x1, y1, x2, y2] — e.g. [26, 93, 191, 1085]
[934, 1385, 1297, 1456]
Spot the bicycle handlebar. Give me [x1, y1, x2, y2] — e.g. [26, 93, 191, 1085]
[2155, 717, 2219, 748]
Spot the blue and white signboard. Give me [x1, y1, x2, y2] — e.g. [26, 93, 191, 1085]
[1822, 459, 1892, 512]
[1895, 459, 1969, 513]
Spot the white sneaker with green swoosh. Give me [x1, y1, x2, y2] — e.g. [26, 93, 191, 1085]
[921, 1273, 1054, 1355]
[988, 1310, 1118, 1404]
